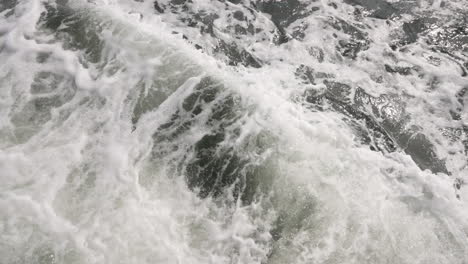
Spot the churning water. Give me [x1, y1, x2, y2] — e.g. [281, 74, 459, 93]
[1, 0, 468, 263]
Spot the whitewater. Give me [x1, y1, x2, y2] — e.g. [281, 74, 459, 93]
[0, 0, 467, 263]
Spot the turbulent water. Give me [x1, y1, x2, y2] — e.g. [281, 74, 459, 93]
[1, 0, 468, 263]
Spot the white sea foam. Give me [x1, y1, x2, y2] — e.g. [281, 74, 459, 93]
[1, 0, 467, 263]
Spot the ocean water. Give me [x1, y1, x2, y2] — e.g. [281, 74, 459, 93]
[0, 0, 467, 263]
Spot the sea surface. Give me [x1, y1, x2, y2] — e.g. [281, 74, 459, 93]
[1, 0, 468, 263]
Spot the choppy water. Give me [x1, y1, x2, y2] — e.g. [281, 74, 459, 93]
[0, 0, 467, 263]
